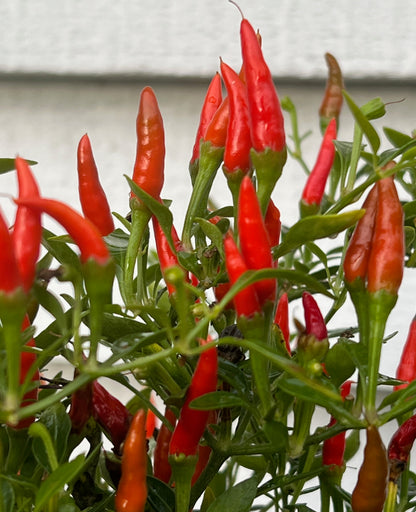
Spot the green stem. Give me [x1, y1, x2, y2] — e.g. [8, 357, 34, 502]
[320, 478, 331, 512]
[384, 481, 398, 512]
[71, 276, 84, 365]
[289, 444, 317, 505]
[343, 124, 363, 194]
[169, 453, 197, 512]
[290, 400, 315, 458]
[28, 422, 59, 471]
[189, 450, 228, 509]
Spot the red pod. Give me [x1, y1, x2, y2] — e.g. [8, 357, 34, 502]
[204, 97, 230, 149]
[238, 176, 275, 304]
[220, 60, 251, 175]
[264, 199, 281, 250]
[15, 197, 110, 265]
[154, 407, 176, 484]
[319, 53, 344, 133]
[300, 118, 337, 211]
[302, 292, 327, 341]
[92, 381, 132, 454]
[274, 292, 290, 354]
[169, 340, 218, 457]
[13, 157, 42, 292]
[395, 315, 416, 390]
[77, 133, 115, 236]
[191, 72, 223, 164]
[240, 18, 285, 154]
[69, 369, 93, 434]
[131, 86, 165, 201]
[0, 208, 22, 295]
[388, 414, 416, 483]
[223, 233, 261, 318]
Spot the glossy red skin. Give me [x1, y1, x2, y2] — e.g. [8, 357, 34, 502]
[204, 97, 230, 148]
[115, 409, 148, 512]
[220, 60, 251, 174]
[77, 133, 114, 236]
[302, 292, 327, 341]
[13, 157, 42, 292]
[131, 86, 165, 201]
[274, 292, 290, 354]
[343, 184, 378, 285]
[301, 118, 337, 206]
[367, 176, 404, 295]
[154, 407, 176, 484]
[15, 197, 110, 265]
[395, 316, 416, 390]
[169, 342, 218, 457]
[240, 18, 285, 153]
[223, 233, 261, 318]
[0, 208, 22, 294]
[238, 176, 275, 304]
[388, 414, 416, 463]
[264, 199, 281, 250]
[191, 72, 223, 163]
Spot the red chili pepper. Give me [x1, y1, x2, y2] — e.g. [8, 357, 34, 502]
[154, 406, 176, 484]
[13, 315, 39, 429]
[220, 59, 251, 177]
[204, 97, 230, 150]
[322, 380, 352, 468]
[351, 425, 388, 512]
[15, 196, 110, 265]
[388, 414, 416, 483]
[131, 86, 165, 203]
[115, 409, 148, 512]
[319, 53, 344, 134]
[238, 176, 275, 305]
[274, 292, 290, 354]
[69, 369, 93, 434]
[12, 157, 42, 292]
[264, 199, 281, 250]
[169, 340, 218, 457]
[395, 315, 416, 390]
[240, 18, 285, 154]
[300, 118, 337, 216]
[302, 292, 327, 341]
[77, 133, 115, 236]
[223, 233, 261, 318]
[0, 208, 22, 295]
[190, 72, 223, 165]
[92, 381, 132, 455]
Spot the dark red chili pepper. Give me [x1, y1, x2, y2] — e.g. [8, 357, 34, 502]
[300, 117, 337, 216]
[302, 292, 327, 342]
[190, 72, 223, 166]
[388, 414, 416, 483]
[131, 86, 165, 203]
[154, 406, 176, 484]
[322, 380, 352, 468]
[223, 233, 261, 318]
[238, 176, 275, 305]
[264, 199, 281, 250]
[169, 340, 218, 457]
[220, 59, 251, 178]
[14, 315, 39, 430]
[351, 425, 388, 512]
[115, 409, 148, 512]
[274, 292, 290, 354]
[12, 157, 42, 292]
[77, 133, 115, 236]
[69, 369, 93, 434]
[319, 53, 344, 134]
[15, 196, 111, 265]
[395, 315, 416, 390]
[204, 97, 230, 150]
[92, 380, 132, 455]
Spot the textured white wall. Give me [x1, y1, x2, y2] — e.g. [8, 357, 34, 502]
[0, 0, 415, 80]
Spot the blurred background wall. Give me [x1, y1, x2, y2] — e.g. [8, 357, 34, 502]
[1, 1, 415, 505]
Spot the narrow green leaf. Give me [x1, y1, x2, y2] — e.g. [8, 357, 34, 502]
[190, 391, 247, 410]
[42, 228, 81, 271]
[146, 476, 175, 512]
[0, 158, 37, 174]
[343, 91, 380, 154]
[33, 284, 67, 334]
[383, 126, 413, 148]
[0, 477, 15, 512]
[206, 476, 259, 512]
[195, 217, 226, 257]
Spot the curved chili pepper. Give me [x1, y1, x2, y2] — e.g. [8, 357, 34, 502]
[238, 176, 275, 305]
[223, 233, 261, 318]
[220, 59, 251, 177]
[264, 199, 281, 250]
[319, 53, 344, 134]
[351, 425, 388, 512]
[115, 409, 148, 512]
[69, 369, 93, 434]
[204, 97, 230, 150]
[388, 414, 416, 483]
[0, 207, 22, 295]
[302, 292, 327, 341]
[77, 133, 114, 236]
[274, 292, 290, 354]
[14, 196, 110, 265]
[92, 381, 132, 455]
[395, 315, 416, 390]
[131, 86, 165, 203]
[300, 118, 337, 216]
[322, 380, 352, 469]
[169, 340, 218, 457]
[190, 72, 223, 166]
[154, 406, 176, 484]
[12, 157, 42, 292]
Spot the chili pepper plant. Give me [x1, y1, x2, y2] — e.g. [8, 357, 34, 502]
[2, 10, 416, 512]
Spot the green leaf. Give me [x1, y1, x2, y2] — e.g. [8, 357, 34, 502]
[42, 228, 81, 271]
[0, 477, 15, 512]
[383, 126, 413, 148]
[324, 339, 356, 387]
[218, 359, 250, 397]
[146, 476, 175, 512]
[34, 455, 85, 511]
[190, 391, 248, 411]
[343, 91, 380, 154]
[206, 476, 259, 512]
[0, 158, 37, 174]
[274, 210, 365, 259]
[195, 217, 225, 257]
[33, 283, 67, 334]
